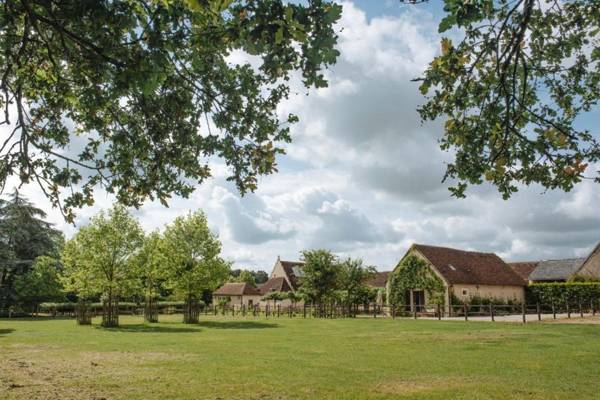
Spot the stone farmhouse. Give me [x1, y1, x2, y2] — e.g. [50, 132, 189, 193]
[387, 244, 526, 313]
[213, 242, 600, 310]
[213, 257, 304, 307]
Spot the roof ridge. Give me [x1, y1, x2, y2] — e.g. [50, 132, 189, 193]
[414, 243, 499, 256]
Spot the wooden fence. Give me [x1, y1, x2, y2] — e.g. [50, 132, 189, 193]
[7, 298, 600, 323]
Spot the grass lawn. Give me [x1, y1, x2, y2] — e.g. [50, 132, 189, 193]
[1, 315, 600, 400]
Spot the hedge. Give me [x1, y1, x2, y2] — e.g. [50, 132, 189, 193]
[38, 301, 197, 314]
[527, 282, 600, 304]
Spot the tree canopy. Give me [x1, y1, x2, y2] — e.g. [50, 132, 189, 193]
[299, 249, 339, 304]
[60, 204, 144, 326]
[414, 0, 600, 198]
[162, 210, 230, 322]
[0, 0, 342, 221]
[0, 190, 62, 311]
[13, 255, 64, 312]
[337, 257, 376, 308]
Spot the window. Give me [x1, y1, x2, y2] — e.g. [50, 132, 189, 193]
[462, 289, 468, 296]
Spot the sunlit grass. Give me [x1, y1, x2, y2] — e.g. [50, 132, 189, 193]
[1, 315, 599, 399]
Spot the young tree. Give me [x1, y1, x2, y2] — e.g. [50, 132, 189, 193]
[61, 205, 144, 327]
[133, 231, 169, 323]
[61, 232, 96, 325]
[0, 190, 62, 313]
[412, 0, 600, 198]
[337, 258, 376, 315]
[262, 291, 287, 310]
[0, 1, 342, 220]
[163, 211, 230, 324]
[13, 256, 64, 315]
[299, 249, 339, 313]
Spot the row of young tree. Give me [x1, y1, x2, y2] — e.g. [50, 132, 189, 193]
[62, 206, 230, 327]
[0, 191, 380, 325]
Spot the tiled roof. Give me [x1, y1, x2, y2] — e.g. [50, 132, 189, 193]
[412, 244, 525, 286]
[213, 282, 261, 296]
[529, 258, 585, 281]
[508, 261, 539, 283]
[258, 277, 293, 295]
[280, 260, 305, 290]
[365, 271, 391, 288]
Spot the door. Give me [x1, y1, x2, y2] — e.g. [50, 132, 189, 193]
[413, 290, 425, 312]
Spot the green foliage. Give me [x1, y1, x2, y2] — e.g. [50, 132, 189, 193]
[13, 256, 64, 311]
[230, 269, 256, 285]
[527, 282, 600, 304]
[0, 0, 342, 220]
[298, 249, 339, 303]
[418, 0, 600, 198]
[60, 204, 144, 326]
[162, 211, 230, 301]
[336, 257, 376, 307]
[262, 291, 287, 302]
[132, 231, 169, 299]
[230, 268, 268, 284]
[0, 190, 62, 311]
[388, 255, 445, 307]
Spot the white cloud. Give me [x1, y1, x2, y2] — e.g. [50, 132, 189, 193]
[2, 1, 599, 272]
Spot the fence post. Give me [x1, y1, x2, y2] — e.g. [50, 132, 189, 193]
[566, 301, 571, 318]
[303, 304, 306, 318]
[490, 304, 494, 322]
[593, 299, 596, 316]
[277, 304, 280, 318]
[522, 303, 526, 323]
[463, 303, 468, 321]
[579, 298, 583, 318]
[552, 301, 556, 319]
[413, 304, 417, 320]
[437, 303, 441, 320]
[537, 302, 541, 321]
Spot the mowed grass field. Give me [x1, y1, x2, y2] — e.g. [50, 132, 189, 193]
[1, 316, 600, 400]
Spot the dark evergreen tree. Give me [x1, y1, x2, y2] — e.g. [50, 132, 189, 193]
[0, 189, 62, 313]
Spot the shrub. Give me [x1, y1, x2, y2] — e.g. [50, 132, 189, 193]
[527, 282, 600, 304]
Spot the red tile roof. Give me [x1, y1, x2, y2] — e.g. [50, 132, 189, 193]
[213, 282, 261, 296]
[258, 277, 293, 295]
[508, 261, 539, 284]
[412, 244, 525, 286]
[279, 260, 305, 290]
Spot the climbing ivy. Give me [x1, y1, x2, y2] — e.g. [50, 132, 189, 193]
[388, 255, 445, 308]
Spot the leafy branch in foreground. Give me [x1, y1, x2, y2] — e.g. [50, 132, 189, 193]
[0, 0, 342, 221]
[416, 0, 600, 198]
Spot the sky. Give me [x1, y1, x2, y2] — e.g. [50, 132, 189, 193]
[4, 1, 600, 272]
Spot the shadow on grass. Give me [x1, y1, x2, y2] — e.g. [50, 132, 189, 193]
[198, 320, 278, 330]
[0, 328, 15, 336]
[96, 324, 202, 333]
[0, 316, 73, 322]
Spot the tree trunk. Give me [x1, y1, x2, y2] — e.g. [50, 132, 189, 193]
[144, 295, 159, 323]
[101, 292, 119, 327]
[76, 299, 92, 325]
[183, 294, 199, 324]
